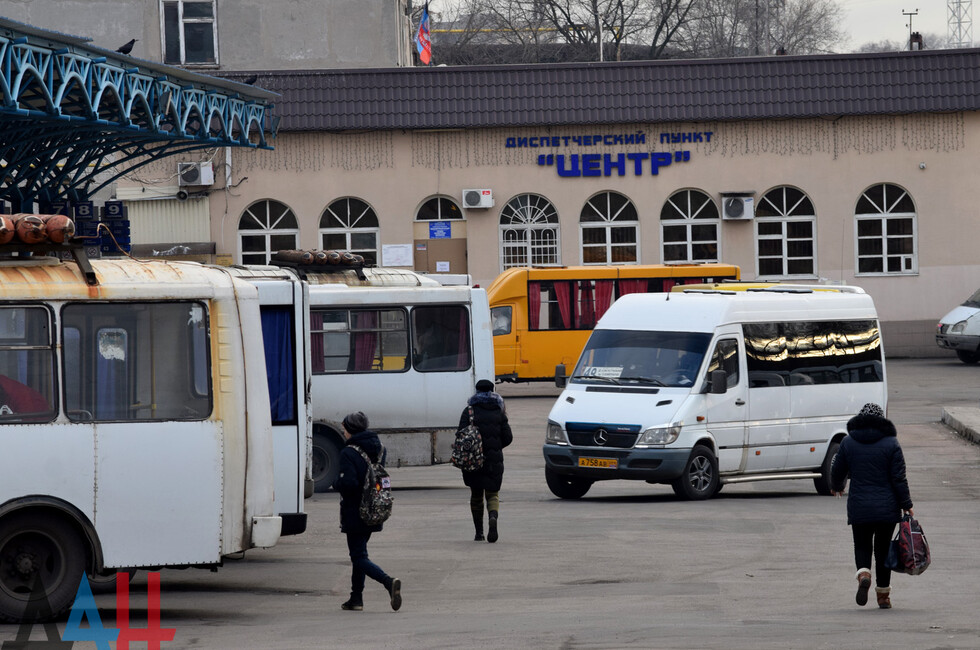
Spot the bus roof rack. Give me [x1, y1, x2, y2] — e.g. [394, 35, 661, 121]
[269, 249, 370, 281]
[0, 241, 98, 285]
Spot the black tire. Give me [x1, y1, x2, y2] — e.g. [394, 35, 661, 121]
[814, 440, 841, 496]
[670, 445, 720, 500]
[545, 467, 593, 499]
[955, 350, 980, 364]
[88, 569, 136, 595]
[312, 430, 341, 493]
[0, 512, 86, 623]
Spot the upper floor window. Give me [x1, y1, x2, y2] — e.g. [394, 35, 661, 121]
[755, 186, 816, 278]
[163, 1, 217, 65]
[499, 193, 560, 270]
[239, 199, 299, 265]
[416, 197, 463, 220]
[320, 198, 380, 265]
[660, 189, 719, 263]
[855, 183, 917, 275]
[580, 191, 638, 265]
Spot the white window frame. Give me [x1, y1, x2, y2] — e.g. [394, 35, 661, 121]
[320, 197, 381, 265]
[660, 189, 720, 264]
[854, 183, 918, 276]
[755, 186, 817, 279]
[161, 0, 219, 66]
[580, 191, 639, 265]
[498, 193, 561, 271]
[238, 199, 298, 265]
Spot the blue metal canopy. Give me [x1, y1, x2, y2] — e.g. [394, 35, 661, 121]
[0, 17, 276, 211]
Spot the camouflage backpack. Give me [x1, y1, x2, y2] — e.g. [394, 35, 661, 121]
[349, 444, 393, 526]
[451, 407, 485, 472]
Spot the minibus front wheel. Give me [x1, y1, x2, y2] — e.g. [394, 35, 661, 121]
[671, 445, 720, 500]
[545, 468, 593, 499]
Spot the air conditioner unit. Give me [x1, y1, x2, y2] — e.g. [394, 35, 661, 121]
[177, 162, 214, 187]
[721, 195, 754, 220]
[462, 189, 493, 209]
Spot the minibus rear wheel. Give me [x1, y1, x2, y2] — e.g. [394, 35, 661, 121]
[814, 440, 841, 496]
[671, 445, 720, 500]
[545, 468, 593, 499]
[312, 429, 341, 493]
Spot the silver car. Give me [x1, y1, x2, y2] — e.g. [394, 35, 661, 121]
[936, 288, 980, 364]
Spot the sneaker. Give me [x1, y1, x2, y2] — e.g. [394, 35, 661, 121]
[855, 570, 871, 607]
[388, 578, 402, 611]
[341, 598, 363, 611]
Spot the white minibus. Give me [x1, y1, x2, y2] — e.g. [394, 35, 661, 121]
[544, 286, 886, 500]
[0, 255, 286, 622]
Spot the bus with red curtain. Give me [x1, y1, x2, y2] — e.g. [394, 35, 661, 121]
[488, 264, 740, 383]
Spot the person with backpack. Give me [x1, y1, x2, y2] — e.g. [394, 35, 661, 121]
[332, 411, 402, 612]
[830, 402, 914, 610]
[457, 379, 513, 543]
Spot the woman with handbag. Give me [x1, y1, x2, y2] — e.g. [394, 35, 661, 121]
[458, 379, 513, 543]
[830, 402, 914, 609]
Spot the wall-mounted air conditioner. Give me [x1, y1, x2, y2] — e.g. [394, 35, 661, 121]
[462, 189, 493, 209]
[721, 193, 754, 220]
[178, 162, 215, 187]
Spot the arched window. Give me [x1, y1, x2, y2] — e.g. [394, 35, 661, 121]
[238, 199, 298, 265]
[755, 186, 816, 278]
[855, 183, 917, 275]
[660, 189, 719, 263]
[320, 197, 380, 265]
[580, 191, 638, 264]
[499, 193, 560, 269]
[416, 196, 463, 220]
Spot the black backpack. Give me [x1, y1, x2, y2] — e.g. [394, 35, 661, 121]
[451, 407, 485, 472]
[349, 444, 393, 526]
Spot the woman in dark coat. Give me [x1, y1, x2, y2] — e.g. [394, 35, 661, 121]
[830, 402, 914, 609]
[332, 411, 402, 611]
[458, 379, 513, 543]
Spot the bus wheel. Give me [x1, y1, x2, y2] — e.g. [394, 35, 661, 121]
[312, 431, 341, 493]
[88, 569, 136, 595]
[671, 445, 719, 500]
[814, 440, 841, 496]
[0, 512, 86, 623]
[545, 468, 593, 499]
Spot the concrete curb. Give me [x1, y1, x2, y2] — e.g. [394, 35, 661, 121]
[941, 406, 980, 445]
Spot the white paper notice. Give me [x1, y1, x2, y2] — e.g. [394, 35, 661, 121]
[382, 244, 413, 266]
[436, 261, 450, 272]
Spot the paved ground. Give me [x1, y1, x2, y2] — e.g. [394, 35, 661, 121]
[1, 357, 978, 649]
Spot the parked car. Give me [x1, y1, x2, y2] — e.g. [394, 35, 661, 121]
[936, 288, 980, 363]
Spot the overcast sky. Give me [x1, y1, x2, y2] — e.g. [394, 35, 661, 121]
[423, 1, 964, 51]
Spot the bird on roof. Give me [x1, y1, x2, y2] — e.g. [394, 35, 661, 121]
[116, 39, 137, 55]
[242, 74, 258, 85]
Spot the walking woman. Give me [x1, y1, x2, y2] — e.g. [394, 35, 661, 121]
[830, 402, 914, 609]
[459, 379, 513, 543]
[333, 411, 402, 611]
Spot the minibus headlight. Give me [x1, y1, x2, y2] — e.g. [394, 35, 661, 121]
[546, 421, 568, 445]
[950, 320, 968, 334]
[635, 424, 682, 447]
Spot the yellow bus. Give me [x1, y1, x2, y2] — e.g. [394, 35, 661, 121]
[488, 264, 740, 382]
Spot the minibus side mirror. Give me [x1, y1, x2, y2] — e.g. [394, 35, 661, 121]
[555, 364, 567, 388]
[709, 369, 728, 394]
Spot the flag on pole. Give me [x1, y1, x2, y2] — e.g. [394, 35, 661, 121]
[415, 3, 432, 65]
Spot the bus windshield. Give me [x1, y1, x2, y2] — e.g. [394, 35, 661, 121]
[571, 329, 712, 388]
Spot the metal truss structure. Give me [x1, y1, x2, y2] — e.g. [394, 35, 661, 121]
[0, 18, 276, 210]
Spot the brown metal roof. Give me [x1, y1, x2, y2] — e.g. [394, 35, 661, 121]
[223, 48, 980, 132]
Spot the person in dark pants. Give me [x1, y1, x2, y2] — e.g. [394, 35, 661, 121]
[332, 411, 402, 611]
[458, 379, 513, 543]
[830, 402, 914, 609]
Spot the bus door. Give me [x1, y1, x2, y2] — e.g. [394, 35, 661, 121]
[490, 302, 519, 379]
[62, 301, 222, 568]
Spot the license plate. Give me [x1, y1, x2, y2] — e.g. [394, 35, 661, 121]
[578, 457, 618, 469]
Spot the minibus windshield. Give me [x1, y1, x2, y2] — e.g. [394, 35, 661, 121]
[570, 330, 712, 387]
[963, 288, 980, 309]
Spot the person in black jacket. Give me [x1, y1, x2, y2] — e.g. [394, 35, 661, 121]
[458, 379, 513, 543]
[332, 411, 402, 611]
[830, 402, 914, 609]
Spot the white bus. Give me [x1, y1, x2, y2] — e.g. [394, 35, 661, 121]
[271, 264, 494, 491]
[545, 286, 885, 500]
[0, 256, 290, 622]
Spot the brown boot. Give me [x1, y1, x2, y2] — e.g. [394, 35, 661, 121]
[855, 569, 872, 606]
[875, 586, 891, 609]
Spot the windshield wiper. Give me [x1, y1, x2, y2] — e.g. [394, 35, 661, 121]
[570, 375, 620, 384]
[618, 376, 667, 386]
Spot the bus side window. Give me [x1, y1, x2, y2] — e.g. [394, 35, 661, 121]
[0, 306, 56, 422]
[413, 306, 471, 372]
[491, 306, 512, 336]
